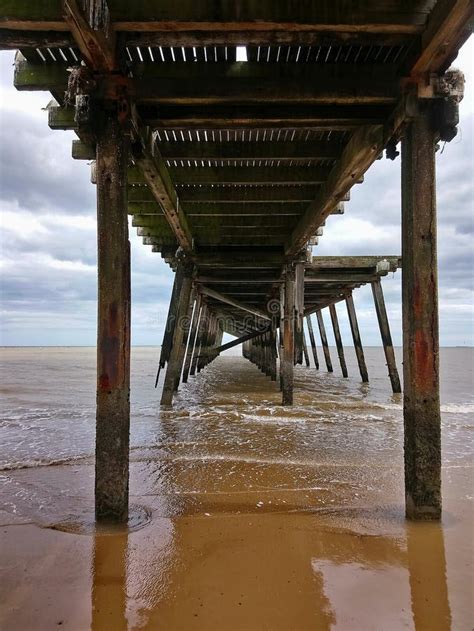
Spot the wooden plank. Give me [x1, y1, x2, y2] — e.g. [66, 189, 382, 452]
[287, 125, 385, 255]
[195, 250, 283, 268]
[371, 279, 401, 393]
[410, 0, 473, 76]
[95, 108, 130, 523]
[316, 310, 333, 372]
[329, 303, 348, 378]
[128, 201, 306, 217]
[345, 294, 369, 382]
[157, 140, 343, 161]
[63, 0, 116, 71]
[132, 126, 193, 252]
[199, 285, 270, 321]
[402, 102, 441, 520]
[182, 294, 201, 383]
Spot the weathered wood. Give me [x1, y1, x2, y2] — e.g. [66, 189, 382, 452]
[0, 28, 75, 48]
[154, 265, 185, 387]
[177, 186, 324, 204]
[191, 302, 207, 376]
[305, 315, 319, 369]
[157, 140, 343, 161]
[209, 325, 271, 357]
[371, 279, 401, 393]
[302, 329, 310, 367]
[132, 126, 193, 252]
[345, 294, 369, 382]
[309, 255, 401, 271]
[316, 310, 333, 372]
[161, 261, 194, 405]
[199, 285, 270, 321]
[402, 102, 441, 520]
[169, 165, 332, 186]
[174, 286, 196, 390]
[282, 265, 295, 405]
[410, 0, 473, 76]
[294, 261, 305, 365]
[95, 108, 130, 523]
[131, 62, 398, 105]
[182, 293, 201, 383]
[0, 2, 430, 33]
[329, 303, 348, 378]
[138, 103, 389, 130]
[63, 0, 116, 71]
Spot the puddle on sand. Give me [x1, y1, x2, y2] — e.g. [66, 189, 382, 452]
[45, 503, 152, 536]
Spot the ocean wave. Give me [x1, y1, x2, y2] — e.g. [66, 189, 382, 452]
[441, 403, 474, 415]
[0, 454, 93, 472]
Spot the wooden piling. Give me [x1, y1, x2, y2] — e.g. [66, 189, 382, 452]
[294, 261, 305, 365]
[282, 265, 295, 405]
[161, 261, 194, 405]
[306, 314, 319, 369]
[371, 279, 401, 393]
[182, 293, 202, 383]
[316, 310, 333, 372]
[191, 302, 207, 375]
[174, 286, 195, 391]
[329, 303, 348, 378]
[302, 329, 310, 367]
[155, 265, 184, 387]
[345, 293, 369, 382]
[95, 110, 131, 523]
[402, 102, 441, 520]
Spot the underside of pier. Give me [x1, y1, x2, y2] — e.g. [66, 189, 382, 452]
[2, 0, 471, 522]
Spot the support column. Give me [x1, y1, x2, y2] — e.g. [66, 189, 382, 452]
[302, 329, 310, 367]
[282, 265, 295, 405]
[294, 261, 305, 364]
[371, 279, 401, 393]
[316, 310, 333, 373]
[182, 293, 202, 383]
[95, 110, 130, 523]
[329, 303, 348, 378]
[161, 261, 194, 405]
[191, 302, 207, 375]
[154, 265, 184, 387]
[173, 286, 195, 391]
[402, 102, 441, 520]
[345, 293, 369, 382]
[306, 314, 319, 369]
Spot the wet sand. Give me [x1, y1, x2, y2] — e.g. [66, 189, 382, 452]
[0, 350, 473, 630]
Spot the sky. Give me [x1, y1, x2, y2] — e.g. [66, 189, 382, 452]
[0, 39, 472, 347]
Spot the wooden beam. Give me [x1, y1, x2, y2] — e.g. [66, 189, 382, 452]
[402, 101, 441, 520]
[0, 28, 74, 48]
[132, 126, 193, 253]
[287, 125, 385, 255]
[371, 279, 401, 394]
[168, 165, 332, 185]
[138, 103, 390, 129]
[410, 0, 473, 76]
[0, 3, 429, 33]
[329, 303, 348, 378]
[199, 285, 270, 321]
[131, 62, 398, 105]
[95, 107, 130, 523]
[63, 0, 116, 71]
[345, 294, 369, 382]
[177, 186, 325, 204]
[309, 255, 402, 270]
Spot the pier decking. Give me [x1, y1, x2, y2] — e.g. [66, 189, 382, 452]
[2, 0, 471, 523]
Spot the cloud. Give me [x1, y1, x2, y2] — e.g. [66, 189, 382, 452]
[0, 37, 473, 347]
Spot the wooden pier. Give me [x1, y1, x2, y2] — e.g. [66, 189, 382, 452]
[2, 0, 470, 522]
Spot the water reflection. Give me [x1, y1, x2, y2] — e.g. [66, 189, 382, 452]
[91, 529, 128, 631]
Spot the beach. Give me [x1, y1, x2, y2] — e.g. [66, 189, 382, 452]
[0, 346, 473, 630]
